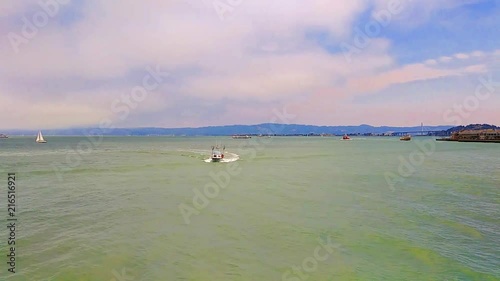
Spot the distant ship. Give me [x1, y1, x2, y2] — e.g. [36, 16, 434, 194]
[36, 131, 47, 143]
[342, 134, 351, 140]
[232, 135, 251, 139]
[0, 134, 8, 139]
[211, 145, 225, 162]
[400, 135, 411, 141]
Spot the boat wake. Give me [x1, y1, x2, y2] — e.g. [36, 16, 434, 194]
[340, 138, 367, 141]
[177, 149, 239, 163]
[204, 152, 239, 163]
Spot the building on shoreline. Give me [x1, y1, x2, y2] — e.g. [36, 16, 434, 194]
[437, 129, 500, 143]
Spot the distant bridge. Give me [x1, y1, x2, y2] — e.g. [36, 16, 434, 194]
[390, 130, 445, 136]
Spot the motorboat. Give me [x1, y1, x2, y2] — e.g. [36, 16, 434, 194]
[211, 145, 225, 162]
[400, 135, 411, 141]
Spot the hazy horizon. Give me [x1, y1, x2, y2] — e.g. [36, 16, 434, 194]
[1, 1, 499, 129]
[1, 2, 499, 279]
[0, 122, 461, 132]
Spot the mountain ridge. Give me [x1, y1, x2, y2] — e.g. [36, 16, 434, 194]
[2, 123, 455, 136]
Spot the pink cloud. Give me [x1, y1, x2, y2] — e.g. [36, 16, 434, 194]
[0, 0, 498, 129]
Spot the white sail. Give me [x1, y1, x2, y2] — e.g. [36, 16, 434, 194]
[36, 131, 47, 143]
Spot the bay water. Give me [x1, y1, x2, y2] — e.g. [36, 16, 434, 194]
[0, 136, 498, 280]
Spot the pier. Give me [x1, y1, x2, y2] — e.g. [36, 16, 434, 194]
[436, 129, 500, 143]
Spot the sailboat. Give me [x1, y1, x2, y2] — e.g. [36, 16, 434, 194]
[36, 131, 47, 143]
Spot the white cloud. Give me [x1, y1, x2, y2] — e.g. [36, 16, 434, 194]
[471, 51, 484, 57]
[439, 56, 453, 63]
[0, 0, 498, 128]
[454, 53, 469, 59]
[424, 59, 437, 66]
[0, 0, 37, 17]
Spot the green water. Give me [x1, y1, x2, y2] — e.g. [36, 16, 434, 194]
[0, 136, 498, 280]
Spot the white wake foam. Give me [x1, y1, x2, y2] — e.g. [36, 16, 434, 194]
[204, 152, 239, 163]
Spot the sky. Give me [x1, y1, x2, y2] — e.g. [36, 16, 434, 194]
[0, 0, 499, 129]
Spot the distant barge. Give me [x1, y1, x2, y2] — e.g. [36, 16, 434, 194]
[232, 135, 251, 139]
[0, 134, 8, 139]
[437, 129, 500, 143]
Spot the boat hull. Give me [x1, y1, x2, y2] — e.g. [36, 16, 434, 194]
[400, 135, 412, 141]
[211, 144, 225, 162]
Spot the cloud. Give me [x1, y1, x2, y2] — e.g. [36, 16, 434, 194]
[344, 50, 496, 95]
[371, 0, 485, 28]
[0, 0, 368, 79]
[439, 56, 453, 63]
[455, 53, 469, 59]
[0, 1, 37, 17]
[471, 51, 485, 57]
[0, 0, 498, 129]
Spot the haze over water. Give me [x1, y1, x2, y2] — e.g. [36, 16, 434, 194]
[0, 136, 498, 280]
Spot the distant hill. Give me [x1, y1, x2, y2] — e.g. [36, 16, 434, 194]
[2, 123, 453, 136]
[443, 124, 499, 134]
